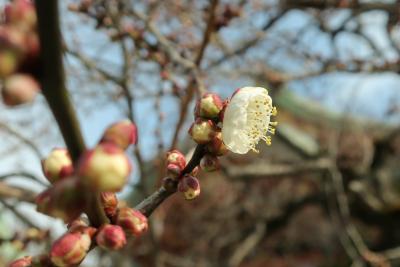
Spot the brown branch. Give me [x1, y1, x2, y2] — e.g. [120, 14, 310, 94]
[228, 222, 266, 267]
[169, 0, 219, 149]
[0, 122, 43, 159]
[0, 182, 36, 203]
[0, 171, 48, 187]
[283, 0, 399, 13]
[35, 0, 108, 227]
[0, 199, 38, 228]
[209, 9, 288, 69]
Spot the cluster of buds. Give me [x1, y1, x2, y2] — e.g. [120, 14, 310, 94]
[0, 0, 41, 106]
[37, 120, 137, 223]
[25, 120, 151, 266]
[161, 149, 202, 200]
[50, 223, 96, 266]
[189, 92, 227, 172]
[182, 87, 277, 199]
[191, 88, 277, 155]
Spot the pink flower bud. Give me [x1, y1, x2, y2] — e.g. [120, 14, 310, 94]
[77, 143, 131, 192]
[116, 207, 148, 236]
[50, 229, 93, 267]
[194, 92, 223, 119]
[8, 256, 32, 267]
[1, 74, 39, 106]
[200, 154, 220, 172]
[100, 120, 138, 150]
[0, 26, 26, 51]
[100, 192, 118, 218]
[166, 163, 181, 180]
[24, 31, 40, 60]
[41, 148, 73, 184]
[207, 131, 228, 156]
[36, 178, 86, 223]
[96, 224, 126, 250]
[166, 150, 186, 169]
[188, 118, 217, 144]
[178, 175, 200, 200]
[4, 0, 37, 31]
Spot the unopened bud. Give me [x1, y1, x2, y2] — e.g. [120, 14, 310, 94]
[166, 150, 186, 169]
[194, 92, 223, 119]
[1, 74, 40, 106]
[178, 175, 200, 200]
[96, 224, 126, 250]
[116, 207, 148, 236]
[0, 50, 19, 78]
[100, 120, 138, 150]
[8, 256, 32, 267]
[36, 178, 86, 223]
[42, 148, 73, 184]
[4, 0, 37, 31]
[200, 154, 220, 172]
[77, 143, 131, 192]
[100, 192, 118, 218]
[188, 118, 217, 144]
[207, 131, 228, 156]
[50, 229, 93, 267]
[166, 163, 181, 179]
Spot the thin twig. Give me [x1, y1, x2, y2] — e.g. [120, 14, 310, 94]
[135, 144, 206, 217]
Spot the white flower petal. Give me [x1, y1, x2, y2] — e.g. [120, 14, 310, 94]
[222, 86, 275, 154]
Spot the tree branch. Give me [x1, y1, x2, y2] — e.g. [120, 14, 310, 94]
[35, 0, 108, 227]
[135, 144, 206, 217]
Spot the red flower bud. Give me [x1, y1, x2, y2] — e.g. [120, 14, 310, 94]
[116, 207, 148, 236]
[166, 163, 181, 180]
[188, 118, 217, 144]
[50, 229, 93, 267]
[194, 92, 223, 119]
[100, 120, 138, 150]
[0, 25, 26, 52]
[36, 178, 86, 223]
[77, 143, 131, 192]
[200, 154, 220, 172]
[42, 148, 73, 184]
[166, 150, 186, 169]
[4, 0, 37, 31]
[100, 192, 118, 218]
[8, 256, 32, 267]
[207, 131, 228, 156]
[96, 224, 126, 250]
[1, 74, 40, 106]
[178, 175, 200, 200]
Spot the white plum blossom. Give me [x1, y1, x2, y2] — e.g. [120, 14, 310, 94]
[222, 86, 277, 154]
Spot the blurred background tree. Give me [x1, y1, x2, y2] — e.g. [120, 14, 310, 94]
[1, 0, 400, 266]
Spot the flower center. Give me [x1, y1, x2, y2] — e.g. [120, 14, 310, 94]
[244, 94, 277, 153]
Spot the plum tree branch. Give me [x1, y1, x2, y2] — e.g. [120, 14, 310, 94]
[135, 144, 206, 217]
[35, 0, 109, 227]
